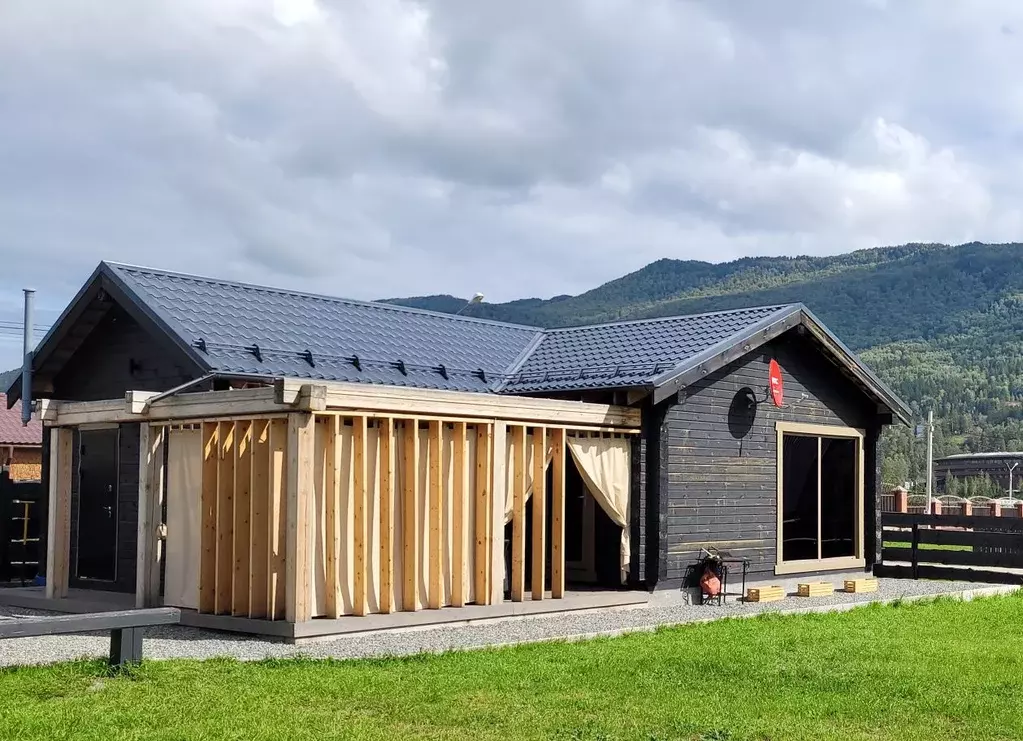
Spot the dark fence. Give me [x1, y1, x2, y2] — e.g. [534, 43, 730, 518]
[875, 512, 1023, 585]
[0, 472, 43, 584]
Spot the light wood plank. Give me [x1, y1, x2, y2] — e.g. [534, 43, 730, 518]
[427, 420, 443, 609]
[379, 417, 396, 614]
[135, 424, 164, 608]
[249, 419, 271, 619]
[451, 421, 468, 607]
[268, 419, 288, 620]
[232, 421, 253, 617]
[550, 428, 566, 599]
[490, 422, 507, 605]
[353, 415, 369, 616]
[531, 426, 546, 601]
[323, 416, 340, 619]
[45, 428, 73, 600]
[215, 422, 235, 615]
[285, 413, 315, 623]
[510, 425, 526, 602]
[402, 419, 419, 612]
[474, 424, 492, 605]
[199, 423, 218, 613]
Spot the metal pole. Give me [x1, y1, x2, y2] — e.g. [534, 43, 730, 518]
[1008, 462, 1018, 503]
[925, 410, 934, 510]
[21, 289, 34, 426]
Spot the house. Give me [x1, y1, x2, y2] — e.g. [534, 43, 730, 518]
[0, 393, 42, 481]
[934, 452, 1023, 496]
[5, 262, 910, 636]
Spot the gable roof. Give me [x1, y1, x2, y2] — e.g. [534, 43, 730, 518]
[0, 394, 42, 446]
[7, 262, 911, 425]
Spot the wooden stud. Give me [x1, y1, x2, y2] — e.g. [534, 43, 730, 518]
[285, 413, 315, 623]
[379, 417, 395, 614]
[474, 424, 492, 605]
[136, 424, 165, 608]
[452, 421, 468, 607]
[353, 415, 369, 616]
[428, 420, 443, 609]
[324, 416, 340, 619]
[490, 422, 507, 605]
[550, 428, 566, 599]
[402, 419, 420, 612]
[232, 421, 253, 617]
[199, 422, 219, 613]
[215, 422, 235, 616]
[44, 428, 73, 600]
[268, 418, 288, 620]
[511, 425, 526, 602]
[249, 419, 271, 619]
[531, 426, 546, 601]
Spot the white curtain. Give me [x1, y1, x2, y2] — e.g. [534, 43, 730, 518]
[567, 435, 631, 583]
[164, 428, 202, 609]
[502, 441, 555, 524]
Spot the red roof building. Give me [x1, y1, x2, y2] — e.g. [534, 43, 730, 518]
[0, 393, 42, 481]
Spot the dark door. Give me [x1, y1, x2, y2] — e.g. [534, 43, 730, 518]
[76, 428, 119, 582]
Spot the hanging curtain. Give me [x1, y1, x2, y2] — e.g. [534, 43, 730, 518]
[567, 435, 631, 583]
[164, 428, 202, 609]
[502, 439, 554, 524]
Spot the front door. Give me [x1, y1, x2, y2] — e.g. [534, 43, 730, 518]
[76, 428, 119, 582]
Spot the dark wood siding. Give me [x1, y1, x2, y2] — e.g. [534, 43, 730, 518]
[660, 331, 880, 583]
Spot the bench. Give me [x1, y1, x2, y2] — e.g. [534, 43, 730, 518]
[0, 607, 181, 667]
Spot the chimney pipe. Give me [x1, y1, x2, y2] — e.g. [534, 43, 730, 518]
[21, 288, 34, 426]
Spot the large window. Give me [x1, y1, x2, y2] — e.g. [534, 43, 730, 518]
[777, 423, 863, 574]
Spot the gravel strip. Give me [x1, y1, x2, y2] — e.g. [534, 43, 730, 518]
[0, 579, 1015, 667]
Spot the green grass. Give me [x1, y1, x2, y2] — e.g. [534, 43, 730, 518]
[3, 595, 1023, 740]
[886, 541, 973, 552]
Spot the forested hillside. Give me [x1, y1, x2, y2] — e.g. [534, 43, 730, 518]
[390, 242, 1023, 487]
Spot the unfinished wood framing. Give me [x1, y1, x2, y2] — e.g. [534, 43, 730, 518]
[45, 428, 73, 600]
[379, 417, 395, 614]
[135, 424, 165, 608]
[352, 415, 369, 616]
[286, 413, 315, 623]
[402, 419, 420, 612]
[474, 423, 493, 606]
[531, 427, 546, 601]
[550, 428, 567, 599]
[510, 425, 526, 602]
[452, 421, 468, 608]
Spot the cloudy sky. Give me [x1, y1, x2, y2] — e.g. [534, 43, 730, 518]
[1, 0, 1021, 367]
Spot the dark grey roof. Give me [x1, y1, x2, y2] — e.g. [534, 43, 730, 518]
[501, 305, 791, 392]
[103, 263, 542, 392]
[7, 261, 912, 425]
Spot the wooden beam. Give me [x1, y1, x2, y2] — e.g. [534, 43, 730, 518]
[401, 419, 420, 612]
[510, 425, 526, 602]
[379, 417, 395, 614]
[550, 428, 566, 599]
[44, 428, 73, 600]
[452, 421, 468, 608]
[428, 420, 443, 609]
[353, 415, 369, 616]
[232, 421, 253, 617]
[324, 416, 340, 619]
[531, 426, 546, 602]
[285, 413, 315, 623]
[249, 419, 271, 619]
[53, 388, 282, 426]
[474, 424, 492, 605]
[215, 422, 235, 616]
[490, 422, 507, 605]
[267, 418, 288, 620]
[135, 424, 165, 608]
[199, 423, 218, 613]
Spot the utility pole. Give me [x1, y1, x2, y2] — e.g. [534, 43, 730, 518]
[925, 410, 934, 510]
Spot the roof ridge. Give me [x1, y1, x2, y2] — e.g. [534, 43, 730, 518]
[103, 261, 543, 333]
[545, 303, 798, 332]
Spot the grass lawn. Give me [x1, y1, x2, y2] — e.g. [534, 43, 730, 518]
[3, 594, 1023, 741]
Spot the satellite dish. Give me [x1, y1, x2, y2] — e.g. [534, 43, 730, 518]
[769, 359, 784, 407]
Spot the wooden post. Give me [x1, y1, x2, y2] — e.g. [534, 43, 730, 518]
[136, 424, 165, 608]
[530, 427, 547, 601]
[232, 421, 253, 617]
[510, 425, 526, 602]
[379, 418, 395, 614]
[353, 415, 369, 616]
[45, 428, 73, 600]
[249, 419, 271, 619]
[474, 423, 493, 605]
[402, 419, 420, 611]
[285, 413, 315, 623]
[324, 416, 340, 619]
[893, 486, 908, 514]
[215, 422, 236, 616]
[452, 422, 468, 608]
[428, 420, 443, 609]
[199, 423, 219, 614]
[490, 422, 507, 605]
[550, 428, 566, 599]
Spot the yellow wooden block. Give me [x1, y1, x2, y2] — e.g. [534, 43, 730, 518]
[797, 581, 834, 598]
[843, 578, 879, 593]
[747, 586, 785, 603]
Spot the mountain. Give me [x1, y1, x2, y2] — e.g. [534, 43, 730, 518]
[389, 242, 1023, 488]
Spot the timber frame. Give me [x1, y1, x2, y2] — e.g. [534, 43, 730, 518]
[41, 378, 640, 625]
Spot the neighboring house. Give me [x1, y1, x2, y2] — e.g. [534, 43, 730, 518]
[5, 262, 909, 635]
[0, 393, 42, 481]
[934, 452, 1023, 496]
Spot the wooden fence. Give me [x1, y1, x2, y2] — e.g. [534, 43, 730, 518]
[875, 512, 1023, 584]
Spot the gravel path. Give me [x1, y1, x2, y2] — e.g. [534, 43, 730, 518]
[0, 579, 1014, 667]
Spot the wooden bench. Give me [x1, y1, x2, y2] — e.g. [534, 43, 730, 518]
[0, 607, 181, 667]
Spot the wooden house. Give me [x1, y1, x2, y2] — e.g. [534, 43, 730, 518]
[5, 262, 910, 637]
[0, 393, 42, 481]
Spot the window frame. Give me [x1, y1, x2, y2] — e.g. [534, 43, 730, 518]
[775, 421, 865, 575]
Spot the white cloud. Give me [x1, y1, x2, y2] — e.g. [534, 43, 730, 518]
[0, 0, 1022, 367]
